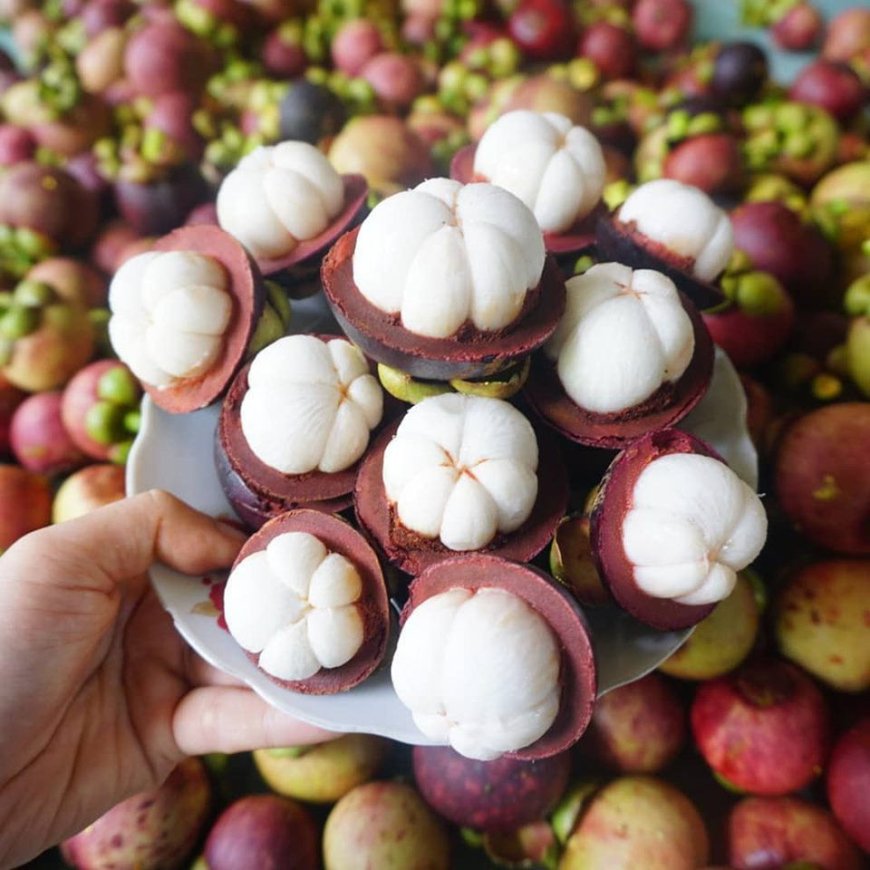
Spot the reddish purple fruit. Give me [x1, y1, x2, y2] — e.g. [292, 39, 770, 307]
[728, 795, 863, 870]
[662, 132, 744, 194]
[10, 392, 86, 476]
[789, 60, 867, 123]
[827, 717, 870, 853]
[412, 745, 571, 832]
[331, 18, 385, 76]
[690, 658, 830, 796]
[360, 52, 425, 113]
[203, 794, 318, 870]
[508, 0, 577, 62]
[577, 21, 636, 80]
[822, 7, 870, 62]
[0, 123, 36, 166]
[772, 1, 824, 52]
[0, 464, 52, 549]
[632, 0, 693, 52]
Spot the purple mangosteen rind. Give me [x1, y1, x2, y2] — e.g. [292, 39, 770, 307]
[589, 428, 724, 630]
[401, 553, 597, 761]
[450, 143, 599, 256]
[215, 347, 369, 528]
[523, 287, 714, 449]
[254, 174, 368, 276]
[354, 419, 570, 576]
[232, 508, 390, 694]
[596, 213, 725, 310]
[321, 226, 567, 381]
[144, 224, 264, 414]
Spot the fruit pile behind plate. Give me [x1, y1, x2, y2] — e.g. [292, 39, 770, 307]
[0, 0, 867, 867]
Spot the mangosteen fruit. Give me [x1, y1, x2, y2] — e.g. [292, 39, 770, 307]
[632, 0, 693, 52]
[0, 463, 52, 549]
[771, 1, 823, 52]
[391, 554, 596, 760]
[279, 79, 347, 145]
[9, 391, 86, 476]
[451, 109, 607, 256]
[216, 139, 367, 277]
[827, 718, 870, 853]
[107, 224, 265, 414]
[354, 392, 568, 575]
[596, 178, 733, 309]
[525, 262, 714, 448]
[222, 508, 389, 694]
[321, 178, 565, 384]
[789, 60, 866, 124]
[589, 429, 767, 630]
[216, 333, 385, 527]
[52, 462, 126, 523]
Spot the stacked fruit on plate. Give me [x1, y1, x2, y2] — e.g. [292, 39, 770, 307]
[0, 0, 866, 866]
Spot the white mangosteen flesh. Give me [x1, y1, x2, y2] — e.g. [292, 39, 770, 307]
[617, 179, 734, 282]
[473, 110, 606, 234]
[240, 334, 383, 474]
[216, 141, 345, 260]
[622, 453, 767, 606]
[382, 393, 539, 551]
[224, 531, 365, 681]
[108, 250, 233, 389]
[352, 178, 546, 338]
[391, 587, 560, 760]
[544, 262, 694, 414]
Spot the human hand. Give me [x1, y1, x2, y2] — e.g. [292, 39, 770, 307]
[0, 490, 337, 869]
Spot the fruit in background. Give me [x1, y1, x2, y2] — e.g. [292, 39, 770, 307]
[711, 42, 769, 106]
[771, 1, 824, 52]
[323, 781, 450, 870]
[690, 658, 829, 795]
[577, 21, 636, 80]
[0, 463, 51, 549]
[559, 776, 709, 869]
[61, 360, 141, 463]
[789, 60, 866, 123]
[52, 463, 126, 523]
[60, 757, 212, 870]
[826, 717, 870, 853]
[822, 7, 870, 62]
[202, 793, 318, 870]
[581, 673, 685, 774]
[811, 161, 869, 257]
[26, 257, 107, 309]
[0, 375, 26, 456]
[774, 402, 870, 556]
[253, 734, 388, 803]
[739, 375, 774, 450]
[89, 219, 146, 275]
[10, 391, 86, 476]
[360, 52, 426, 113]
[659, 570, 762, 680]
[331, 18, 385, 76]
[412, 745, 571, 831]
[662, 132, 745, 195]
[728, 795, 863, 870]
[774, 559, 870, 693]
[632, 0, 692, 52]
[508, 0, 577, 62]
[0, 123, 36, 166]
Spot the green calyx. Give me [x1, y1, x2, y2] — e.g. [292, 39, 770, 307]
[0, 305, 40, 340]
[13, 279, 57, 308]
[85, 401, 129, 445]
[843, 274, 870, 318]
[726, 271, 787, 317]
[97, 365, 141, 407]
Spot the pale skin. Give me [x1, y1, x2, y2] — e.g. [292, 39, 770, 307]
[0, 490, 337, 869]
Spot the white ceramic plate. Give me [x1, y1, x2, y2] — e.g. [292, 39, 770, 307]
[127, 294, 757, 744]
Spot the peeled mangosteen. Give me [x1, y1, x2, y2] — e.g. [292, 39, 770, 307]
[589, 429, 767, 630]
[392, 553, 597, 761]
[222, 508, 390, 694]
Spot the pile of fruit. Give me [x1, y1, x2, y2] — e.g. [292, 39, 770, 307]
[0, 0, 866, 866]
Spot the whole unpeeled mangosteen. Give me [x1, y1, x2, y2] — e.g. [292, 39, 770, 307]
[632, 0, 693, 52]
[774, 402, 870, 556]
[690, 657, 830, 796]
[222, 509, 390, 693]
[360, 52, 425, 113]
[412, 745, 571, 832]
[392, 554, 596, 761]
[728, 795, 863, 870]
[27, 257, 107, 308]
[774, 559, 870, 693]
[52, 462, 126, 523]
[789, 60, 867, 124]
[577, 21, 636, 80]
[216, 334, 385, 526]
[589, 429, 767, 630]
[10, 391, 86, 476]
[261, 24, 307, 78]
[0, 123, 36, 166]
[662, 132, 745, 195]
[89, 219, 144, 275]
[61, 359, 141, 463]
[0, 162, 99, 251]
[0, 464, 52, 549]
[114, 164, 209, 236]
[323, 782, 450, 870]
[822, 7, 870, 62]
[203, 794, 318, 870]
[771, 1, 824, 52]
[61, 758, 212, 870]
[0, 376, 25, 457]
[144, 92, 206, 162]
[730, 200, 835, 309]
[80, 0, 136, 36]
[827, 718, 870, 853]
[278, 79, 347, 145]
[331, 18, 385, 76]
[507, 0, 577, 62]
[107, 224, 265, 414]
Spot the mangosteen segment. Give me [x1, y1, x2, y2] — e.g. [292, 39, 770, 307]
[590, 430, 767, 630]
[351, 179, 545, 340]
[216, 141, 353, 269]
[225, 509, 389, 694]
[393, 554, 596, 761]
[525, 269, 714, 449]
[107, 224, 263, 414]
[321, 227, 566, 383]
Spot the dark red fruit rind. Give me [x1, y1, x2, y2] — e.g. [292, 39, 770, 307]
[596, 215, 724, 310]
[146, 225, 264, 414]
[401, 554, 597, 760]
[590, 429, 721, 630]
[254, 174, 368, 276]
[233, 509, 390, 694]
[524, 290, 713, 448]
[216, 353, 363, 528]
[450, 143, 599, 255]
[354, 420, 569, 575]
[321, 226, 566, 381]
